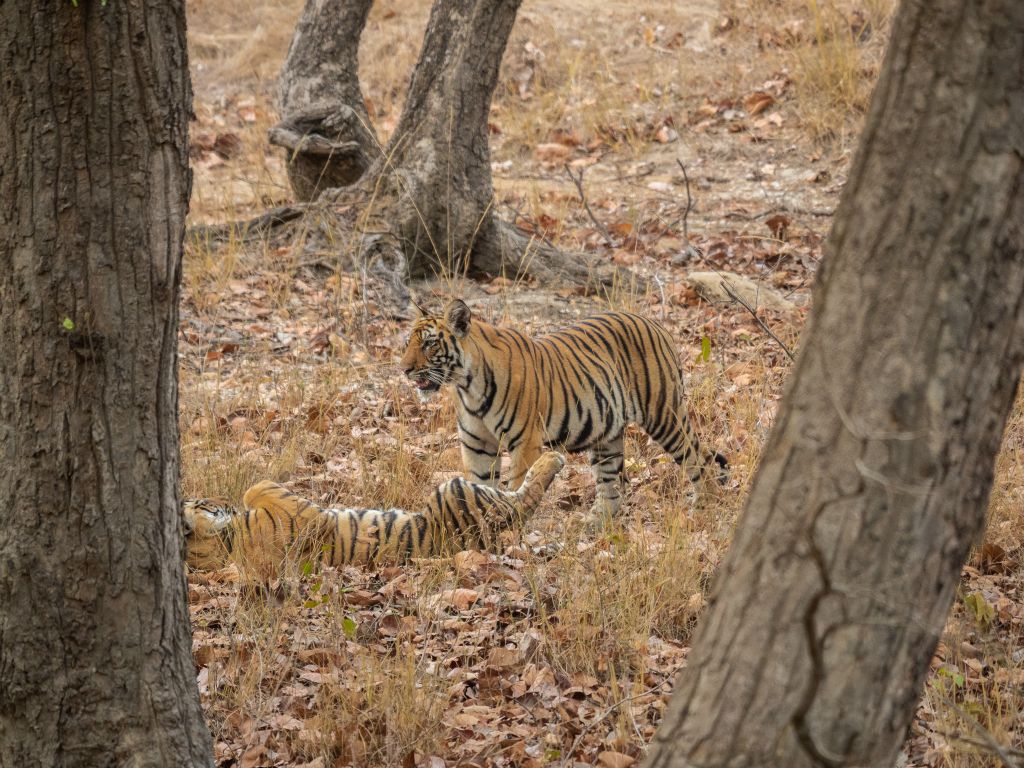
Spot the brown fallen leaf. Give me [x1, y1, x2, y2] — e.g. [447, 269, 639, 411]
[344, 588, 383, 607]
[440, 588, 480, 611]
[993, 668, 1024, 685]
[534, 143, 573, 163]
[765, 214, 791, 241]
[193, 644, 227, 668]
[550, 128, 583, 147]
[190, 131, 217, 156]
[239, 745, 269, 768]
[744, 91, 775, 116]
[213, 132, 243, 159]
[597, 751, 636, 768]
[454, 550, 490, 575]
[486, 646, 523, 670]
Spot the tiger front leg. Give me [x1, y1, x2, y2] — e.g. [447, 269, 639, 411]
[458, 419, 501, 486]
[507, 437, 543, 492]
[585, 437, 625, 528]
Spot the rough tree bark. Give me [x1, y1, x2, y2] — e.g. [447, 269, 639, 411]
[643, 1, 1024, 767]
[269, 0, 378, 201]
[0, 2, 212, 766]
[271, 0, 601, 284]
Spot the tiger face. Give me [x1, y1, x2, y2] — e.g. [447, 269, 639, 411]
[182, 500, 234, 570]
[399, 300, 472, 400]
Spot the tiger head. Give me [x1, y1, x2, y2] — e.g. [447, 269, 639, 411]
[182, 499, 235, 570]
[399, 299, 473, 400]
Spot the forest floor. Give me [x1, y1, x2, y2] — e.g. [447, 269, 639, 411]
[181, 0, 1023, 765]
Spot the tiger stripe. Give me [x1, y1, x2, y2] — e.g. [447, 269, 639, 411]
[400, 300, 727, 521]
[182, 451, 565, 578]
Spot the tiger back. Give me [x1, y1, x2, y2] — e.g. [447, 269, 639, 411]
[400, 300, 727, 522]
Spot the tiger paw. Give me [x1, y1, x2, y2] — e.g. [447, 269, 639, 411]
[584, 497, 619, 532]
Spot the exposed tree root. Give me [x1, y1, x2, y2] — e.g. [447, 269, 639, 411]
[187, 204, 309, 243]
[186, 189, 629, 311]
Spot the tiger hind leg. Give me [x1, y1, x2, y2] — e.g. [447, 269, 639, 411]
[647, 392, 728, 486]
[585, 435, 625, 527]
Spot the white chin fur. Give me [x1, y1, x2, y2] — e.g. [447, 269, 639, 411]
[416, 388, 438, 403]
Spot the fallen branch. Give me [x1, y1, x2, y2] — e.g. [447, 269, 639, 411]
[719, 278, 796, 361]
[267, 125, 363, 158]
[564, 164, 615, 247]
[723, 205, 835, 221]
[676, 159, 694, 244]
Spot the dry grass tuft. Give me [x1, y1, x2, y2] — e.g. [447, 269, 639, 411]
[791, 0, 895, 140]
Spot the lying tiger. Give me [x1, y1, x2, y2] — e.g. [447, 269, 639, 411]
[183, 451, 564, 578]
[400, 300, 727, 522]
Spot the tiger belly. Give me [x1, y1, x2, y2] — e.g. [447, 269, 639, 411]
[320, 507, 425, 566]
[540, 393, 629, 454]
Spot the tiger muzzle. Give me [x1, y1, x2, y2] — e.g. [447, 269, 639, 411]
[406, 368, 440, 392]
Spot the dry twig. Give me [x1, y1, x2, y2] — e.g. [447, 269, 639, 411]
[558, 681, 669, 767]
[719, 278, 796, 361]
[676, 159, 694, 244]
[937, 694, 1022, 768]
[187, 204, 309, 243]
[564, 164, 615, 247]
[674, 159, 706, 265]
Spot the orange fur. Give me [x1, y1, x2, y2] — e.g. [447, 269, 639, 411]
[401, 300, 727, 519]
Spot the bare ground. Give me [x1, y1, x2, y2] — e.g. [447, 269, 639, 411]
[182, 0, 1024, 765]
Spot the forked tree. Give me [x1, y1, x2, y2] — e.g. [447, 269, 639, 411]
[0, 1, 212, 765]
[643, 0, 1024, 765]
[268, 0, 601, 284]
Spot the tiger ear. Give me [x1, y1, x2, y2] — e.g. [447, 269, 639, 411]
[410, 297, 429, 318]
[445, 299, 472, 338]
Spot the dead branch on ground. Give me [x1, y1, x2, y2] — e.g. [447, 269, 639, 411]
[719, 278, 796, 361]
[564, 164, 614, 247]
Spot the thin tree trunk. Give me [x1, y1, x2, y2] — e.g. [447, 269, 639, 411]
[270, 0, 377, 201]
[643, 1, 1024, 766]
[0, 1, 212, 766]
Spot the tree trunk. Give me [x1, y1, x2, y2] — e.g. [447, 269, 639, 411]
[271, 0, 606, 286]
[0, 2, 212, 766]
[365, 0, 522, 278]
[643, 1, 1024, 766]
[269, 0, 378, 201]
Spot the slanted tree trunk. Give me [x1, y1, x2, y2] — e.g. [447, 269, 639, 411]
[269, 0, 378, 200]
[0, 1, 212, 766]
[359, 0, 522, 278]
[271, 0, 602, 285]
[643, 1, 1024, 766]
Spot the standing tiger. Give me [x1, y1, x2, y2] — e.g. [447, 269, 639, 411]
[400, 300, 727, 521]
[183, 451, 564, 578]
